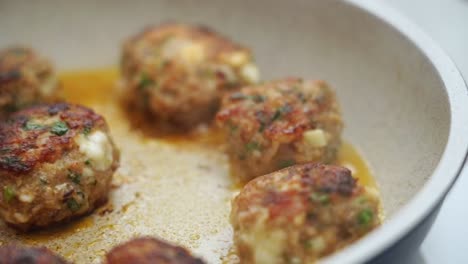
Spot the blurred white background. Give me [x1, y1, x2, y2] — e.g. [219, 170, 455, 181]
[381, 0, 468, 263]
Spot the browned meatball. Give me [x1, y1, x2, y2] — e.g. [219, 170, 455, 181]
[231, 163, 380, 264]
[105, 237, 205, 264]
[0, 46, 60, 119]
[0, 244, 68, 264]
[216, 78, 343, 182]
[121, 23, 259, 128]
[0, 103, 119, 231]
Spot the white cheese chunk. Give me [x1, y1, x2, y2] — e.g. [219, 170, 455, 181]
[76, 131, 113, 171]
[226, 51, 249, 67]
[303, 129, 327, 148]
[19, 193, 34, 203]
[241, 63, 260, 84]
[180, 42, 205, 64]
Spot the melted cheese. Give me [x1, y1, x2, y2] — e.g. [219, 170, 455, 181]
[303, 129, 327, 147]
[76, 131, 113, 171]
[240, 63, 260, 84]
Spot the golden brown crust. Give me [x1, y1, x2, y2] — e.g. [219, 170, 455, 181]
[0, 103, 119, 231]
[231, 163, 380, 263]
[0, 245, 68, 264]
[121, 23, 259, 128]
[0, 46, 60, 119]
[105, 237, 205, 264]
[0, 103, 105, 175]
[216, 78, 343, 182]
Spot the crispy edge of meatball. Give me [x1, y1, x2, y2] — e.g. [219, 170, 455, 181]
[105, 237, 205, 264]
[230, 163, 380, 264]
[0, 46, 60, 118]
[216, 78, 343, 181]
[120, 23, 259, 128]
[0, 244, 68, 264]
[0, 103, 110, 175]
[0, 103, 120, 230]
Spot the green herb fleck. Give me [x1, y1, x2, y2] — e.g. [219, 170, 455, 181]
[229, 92, 247, 100]
[23, 121, 44, 131]
[50, 121, 69, 136]
[245, 141, 260, 152]
[310, 192, 329, 204]
[85, 160, 92, 166]
[138, 73, 154, 90]
[3, 186, 15, 202]
[272, 104, 292, 121]
[250, 94, 266, 103]
[68, 170, 81, 184]
[0, 147, 10, 154]
[66, 198, 81, 212]
[259, 123, 266, 132]
[230, 125, 238, 134]
[357, 209, 374, 225]
[83, 126, 92, 136]
[0, 156, 28, 171]
[278, 159, 295, 169]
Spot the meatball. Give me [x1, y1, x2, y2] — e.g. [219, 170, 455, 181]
[0, 103, 119, 231]
[105, 237, 205, 264]
[231, 163, 380, 264]
[216, 78, 343, 181]
[0, 245, 68, 264]
[121, 23, 259, 128]
[0, 46, 60, 119]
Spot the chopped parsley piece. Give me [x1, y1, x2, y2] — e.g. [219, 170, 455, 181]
[250, 94, 266, 103]
[278, 159, 295, 169]
[83, 126, 92, 136]
[68, 170, 81, 184]
[50, 121, 69, 136]
[0, 156, 28, 171]
[23, 121, 44, 131]
[272, 104, 292, 121]
[66, 198, 81, 212]
[258, 122, 266, 132]
[229, 123, 238, 134]
[229, 92, 247, 100]
[229, 93, 265, 102]
[138, 73, 154, 90]
[3, 186, 15, 202]
[85, 160, 92, 166]
[310, 192, 329, 204]
[0, 147, 10, 154]
[357, 208, 374, 225]
[245, 141, 261, 152]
